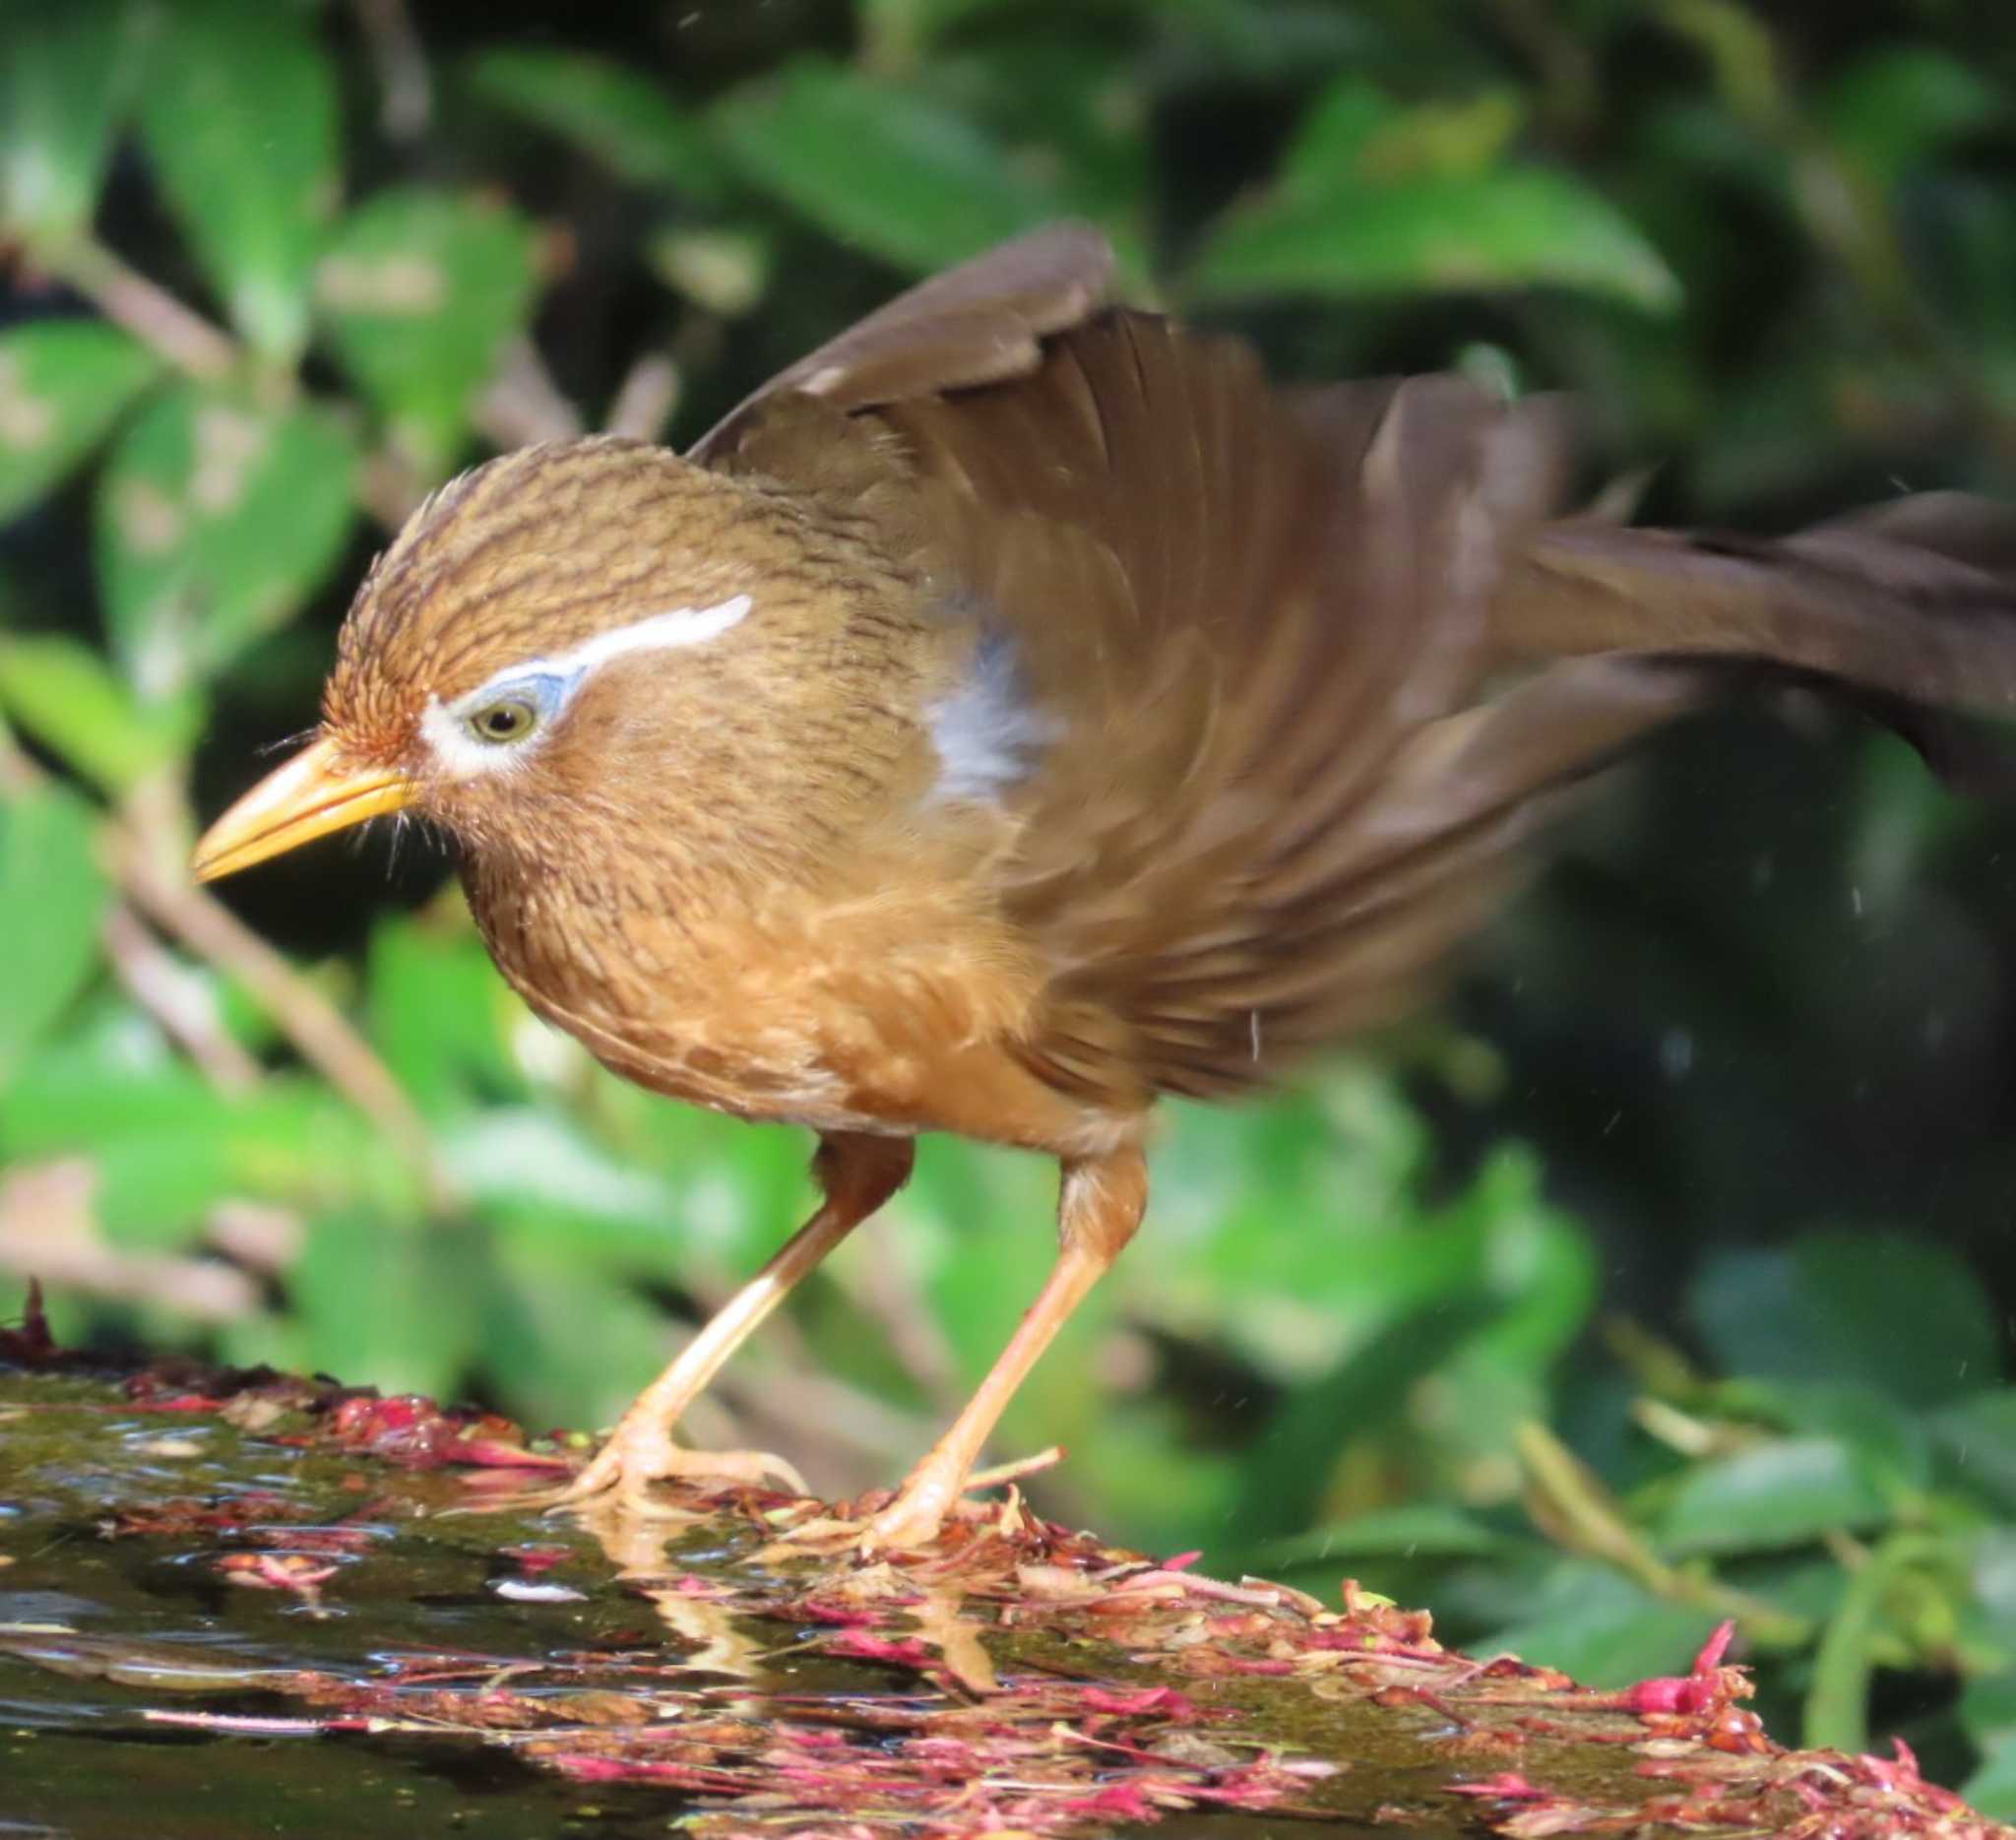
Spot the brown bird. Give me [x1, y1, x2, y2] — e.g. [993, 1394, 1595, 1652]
[193, 224, 2016, 1547]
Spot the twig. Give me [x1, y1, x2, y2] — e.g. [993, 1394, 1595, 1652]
[12, 703, 447, 1209]
[50, 238, 237, 379]
[101, 903, 263, 1093]
[0, 1158, 262, 1323]
[603, 354, 680, 443]
[352, 0, 432, 143]
[475, 337, 584, 450]
[108, 812, 456, 1214]
[0, 717, 37, 795]
[358, 445, 428, 529]
[828, 1222, 964, 1411]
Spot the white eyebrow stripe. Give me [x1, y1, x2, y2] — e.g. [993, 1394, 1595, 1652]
[419, 593, 754, 783]
[454, 592, 754, 711]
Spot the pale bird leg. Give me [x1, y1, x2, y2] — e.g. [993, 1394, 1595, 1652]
[863, 1146, 1147, 1550]
[542, 1133, 914, 1517]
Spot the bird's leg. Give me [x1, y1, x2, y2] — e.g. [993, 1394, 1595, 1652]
[547, 1132, 914, 1514]
[863, 1145, 1148, 1549]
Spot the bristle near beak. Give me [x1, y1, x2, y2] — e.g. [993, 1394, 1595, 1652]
[191, 735, 416, 882]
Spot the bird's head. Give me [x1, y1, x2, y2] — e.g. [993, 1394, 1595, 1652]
[192, 436, 927, 888]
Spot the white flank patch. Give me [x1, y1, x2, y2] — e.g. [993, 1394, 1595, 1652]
[420, 593, 752, 779]
[927, 631, 1056, 803]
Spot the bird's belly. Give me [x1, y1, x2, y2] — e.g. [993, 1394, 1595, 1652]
[473, 881, 1093, 1147]
[572, 1010, 913, 1136]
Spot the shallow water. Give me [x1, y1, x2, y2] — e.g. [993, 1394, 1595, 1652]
[2, 1368, 1499, 1838]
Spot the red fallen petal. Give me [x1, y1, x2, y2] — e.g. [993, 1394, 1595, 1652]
[1187, 1772, 1299, 1811]
[548, 1755, 629, 1782]
[826, 1632, 935, 1667]
[1692, 1618, 1736, 1674]
[511, 1545, 574, 1574]
[667, 1573, 735, 1597]
[791, 1599, 884, 1626]
[1449, 1772, 1547, 1800]
[545, 1754, 747, 1792]
[1079, 1685, 1199, 1720]
[131, 1394, 221, 1414]
[217, 1553, 340, 1595]
[448, 1438, 570, 1470]
[1620, 1674, 1707, 1715]
[1059, 1782, 1159, 1819]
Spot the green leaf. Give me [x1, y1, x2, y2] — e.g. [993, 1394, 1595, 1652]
[95, 380, 357, 696]
[1804, 1532, 1950, 1752]
[1658, 1436, 1891, 1556]
[1691, 1229, 2000, 1410]
[1932, 1390, 2016, 1516]
[484, 1226, 689, 1431]
[366, 917, 524, 1118]
[294, 1209, 484, 1402]
[1963, 1662, 2016, 1818]
[1822, 47, 2002, 190]
[448, 1109, 678, 1271]
[466, 48, 725, 201]
[136, 0, 340, 360]
[710, 58, 1056, 273]
[1724, 1377, 1933, 1497]
[1267, 1503, 1517, 1566]
[0, 320, 159, 522]
[1189, 167, 1680, 312]
[1, 1036, 380, 1233]
[1354, 91, 1528, 185]
[1225, 1290, 1503, 1550]
[0, 634, 200, 793]
[1485, 1561, 1723, 1689]
[0, 782, 107, 1080]
[317, 186, 539, 476]
[1276, 78, 1400, 195]
[1965, 1728, 2016, 1823]
[0, 0, 151, 242]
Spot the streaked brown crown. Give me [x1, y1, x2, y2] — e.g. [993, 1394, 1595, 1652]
[326, 438, 772, 759]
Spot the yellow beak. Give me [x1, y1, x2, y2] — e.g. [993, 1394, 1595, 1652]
[191, 735, 416, 883]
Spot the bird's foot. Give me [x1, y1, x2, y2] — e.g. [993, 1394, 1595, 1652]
[772, 1447, 1064, 1554]
[857, 1473, 960, 1552]
[500, 1420, 807, 1522]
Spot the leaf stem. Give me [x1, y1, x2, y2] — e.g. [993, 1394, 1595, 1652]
[48, 237, 238, 380]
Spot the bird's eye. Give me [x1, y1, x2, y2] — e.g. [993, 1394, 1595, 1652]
[467, 698, 538, 746]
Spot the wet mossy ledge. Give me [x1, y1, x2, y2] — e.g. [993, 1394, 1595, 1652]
[2, 1302, 2006, 1839]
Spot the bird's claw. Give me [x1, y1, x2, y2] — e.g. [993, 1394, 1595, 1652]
[483, 1427, 808, 1522]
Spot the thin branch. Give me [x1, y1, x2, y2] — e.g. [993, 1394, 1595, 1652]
[603, 354, 680, 443]
[352, 0, 432, 143]
[109, 814, 457, 1214]
[358, 444, 428, 529]
[102, 903, 264, 1093]
[828, 1223, 964, 1411]
[0, 1157, 263, 1323]
[0, 716, 38, 796]
[52, 238, 238, 379]
[475, 337, 584, 450]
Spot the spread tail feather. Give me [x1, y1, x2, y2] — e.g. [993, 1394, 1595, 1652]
[1495, 493, 2016, 727]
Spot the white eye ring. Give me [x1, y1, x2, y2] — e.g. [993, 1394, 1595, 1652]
[466, 697, 540, 746]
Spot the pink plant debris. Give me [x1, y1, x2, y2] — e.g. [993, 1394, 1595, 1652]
[12, 1313, 2015, 1840]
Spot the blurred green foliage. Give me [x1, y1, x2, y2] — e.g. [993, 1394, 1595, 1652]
[3, 0, 2016, 1803]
